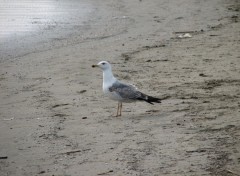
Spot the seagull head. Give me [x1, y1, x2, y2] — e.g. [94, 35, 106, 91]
[92, 61, 111, 71]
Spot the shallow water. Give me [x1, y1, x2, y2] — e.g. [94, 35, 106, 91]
[0, 0, 92, 39]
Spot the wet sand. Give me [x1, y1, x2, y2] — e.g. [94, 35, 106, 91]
[0, 0, 240, 175]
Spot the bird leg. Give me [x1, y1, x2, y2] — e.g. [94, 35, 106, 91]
[119, 102, 122, 116]
[116, 102, 120, 117]
[115, 102, 123, 117]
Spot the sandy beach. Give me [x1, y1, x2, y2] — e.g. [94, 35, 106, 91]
[0, 0, 240, 175]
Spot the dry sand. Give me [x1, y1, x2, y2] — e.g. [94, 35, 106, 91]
[0, 0, 240, 175]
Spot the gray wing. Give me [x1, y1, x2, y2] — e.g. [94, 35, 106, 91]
[109, 81, 143, 100]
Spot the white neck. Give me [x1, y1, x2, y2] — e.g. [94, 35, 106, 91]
[103, 68, 116, 84]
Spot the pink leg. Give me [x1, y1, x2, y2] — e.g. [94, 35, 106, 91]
[119, 102, 122, 116]
[116, 102, 120, 117]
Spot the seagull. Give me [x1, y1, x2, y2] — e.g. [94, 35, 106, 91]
[92, 61, 161, 116]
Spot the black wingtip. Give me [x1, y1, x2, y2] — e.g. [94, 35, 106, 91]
[148, 95, 161, 102]
[137, 96, 161, 105]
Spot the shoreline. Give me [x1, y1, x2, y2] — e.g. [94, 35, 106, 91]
[0, 0, 94, 61]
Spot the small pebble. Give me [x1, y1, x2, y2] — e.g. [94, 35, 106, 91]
[38, 171, 45, 174]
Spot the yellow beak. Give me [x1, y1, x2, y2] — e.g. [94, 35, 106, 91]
[92, 64, 98, 68]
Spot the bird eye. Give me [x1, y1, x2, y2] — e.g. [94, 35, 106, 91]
[102, 63, 105, 65]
